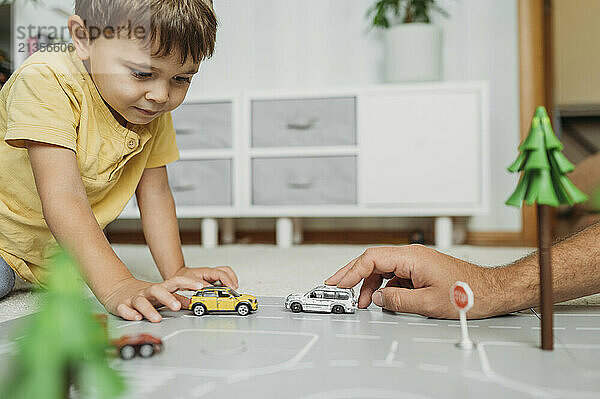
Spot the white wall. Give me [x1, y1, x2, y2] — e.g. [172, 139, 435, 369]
[12, 0, 72, 68]
[437, 0, 522, 232]
[190, 0, 522, 232]
[12, 0, 522, 233]
[191, 0, 382, 94]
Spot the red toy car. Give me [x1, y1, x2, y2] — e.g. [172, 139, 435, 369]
[110, 333, 163, 360]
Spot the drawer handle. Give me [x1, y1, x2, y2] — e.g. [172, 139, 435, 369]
[171, 184, 195, 192]
[287, 177, 314, 189]
[176, 128, 194, 135]
[286, 116, 317, 130]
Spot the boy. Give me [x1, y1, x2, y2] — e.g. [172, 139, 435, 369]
[0, 0, 238, 322]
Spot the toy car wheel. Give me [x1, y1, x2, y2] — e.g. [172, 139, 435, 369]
[120, 345, 136, 360]
[139, 344, 155, 358]
[237, 303, 250, 316]
[332, 305, 345, 314]
[290, 302, 302, 313]
[192, 304, 207, 316]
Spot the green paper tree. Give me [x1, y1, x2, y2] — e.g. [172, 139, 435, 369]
[506, 106, 588, 351]
[0, 250, 125, 399]
[506, 106, 588, 207]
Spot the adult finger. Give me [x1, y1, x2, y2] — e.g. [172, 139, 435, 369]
[337, 246, 421, 289]
[336, 250, 380, 288]
[358, 273, 383, 308]
[132, 295, 162, 322]
[385, 276, 414, 289]
[325, 256, 359, 286]
[115, 303, 143, 321]
[216, 266, 239, 289]
[372, 286, 434, 316]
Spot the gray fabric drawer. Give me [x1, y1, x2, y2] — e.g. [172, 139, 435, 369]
[251, 97, 356, 147]
[252, 156, 357, 205]
[167, 159, 232, 206]
[171, 102, 232, 149]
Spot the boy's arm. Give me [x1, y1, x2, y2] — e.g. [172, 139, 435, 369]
[27, 142, 203, 322]
[136, 167, 238, 288]
[27, 142, 133, 293]
[135, 166, 185, 279]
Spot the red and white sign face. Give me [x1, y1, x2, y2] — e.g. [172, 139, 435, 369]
[451, 281, 474, 312]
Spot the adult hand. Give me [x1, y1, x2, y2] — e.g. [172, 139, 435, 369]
[325, 245, 511, 319]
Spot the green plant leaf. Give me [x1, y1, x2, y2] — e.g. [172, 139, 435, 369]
[0, 249, 125, 399]
[366, 0, 448, 29]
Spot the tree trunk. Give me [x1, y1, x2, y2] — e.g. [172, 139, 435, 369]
[538, 204, 553, 350]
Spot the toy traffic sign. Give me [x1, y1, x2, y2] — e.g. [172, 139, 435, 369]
[451, 281, 474, 350]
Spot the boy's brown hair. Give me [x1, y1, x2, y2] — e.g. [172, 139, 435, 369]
[74, 0, 217, 64]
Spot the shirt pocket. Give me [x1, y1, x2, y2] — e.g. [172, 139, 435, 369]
[77, 131, 139, 183]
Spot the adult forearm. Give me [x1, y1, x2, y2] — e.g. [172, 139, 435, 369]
[549, 221, 600, 302]
[42, 193, 133, 298]
[491, 222, 600, 315]
[137, 189, 185, 280]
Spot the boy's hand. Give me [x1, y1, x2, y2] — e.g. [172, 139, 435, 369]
[101, 276, 204, 322]
[171, 266, 239, 290]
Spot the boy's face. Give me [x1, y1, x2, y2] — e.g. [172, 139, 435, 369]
[84, 36, 199, 126]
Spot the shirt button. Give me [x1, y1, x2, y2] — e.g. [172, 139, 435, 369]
[127, 139, 137, 149]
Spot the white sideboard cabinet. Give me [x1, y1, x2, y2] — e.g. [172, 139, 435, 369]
[119, 82, 489, 248]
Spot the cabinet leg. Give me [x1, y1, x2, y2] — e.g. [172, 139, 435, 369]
[453, 217, 468, 245]
[221, 218, 236, 244]
[293, 218, 304, 245]
[434, 217, 453, 249]
[276, 217, 294, 248]
[202, 218, 218, 248]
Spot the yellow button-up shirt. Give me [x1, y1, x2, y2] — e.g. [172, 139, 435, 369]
[0, 48, 180, 284]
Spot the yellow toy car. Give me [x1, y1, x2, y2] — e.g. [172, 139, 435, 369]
[189, 286, 258, 316]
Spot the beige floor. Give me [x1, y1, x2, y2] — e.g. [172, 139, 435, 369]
[1, 244, 598, 323]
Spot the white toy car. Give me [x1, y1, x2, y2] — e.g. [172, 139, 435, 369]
[285, 285, 358, 314]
